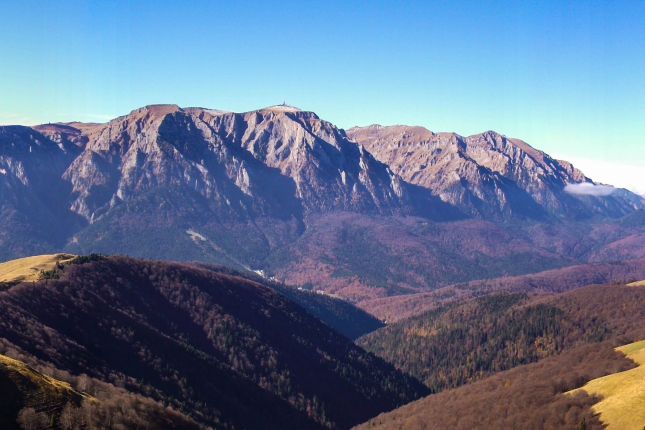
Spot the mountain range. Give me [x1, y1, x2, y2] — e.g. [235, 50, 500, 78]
[348, 124, 642, 219]
[1, 104, 643, 304]
[1, 104, 645, 429]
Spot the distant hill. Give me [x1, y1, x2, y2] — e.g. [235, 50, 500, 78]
[356, 283, 645, 430]
[359, 257, 645, 322]
[358, 284, 645, 393]
[0, 256, 426, 429]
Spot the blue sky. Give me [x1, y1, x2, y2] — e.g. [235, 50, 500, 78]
[1, 1, 643, 193]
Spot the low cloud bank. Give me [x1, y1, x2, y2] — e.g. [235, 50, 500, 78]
[564, 182, 616, 196]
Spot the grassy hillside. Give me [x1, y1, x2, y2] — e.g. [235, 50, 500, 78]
[568, 339, 645, 429]
[358, 284, 645, 393]
[0, 256, 426, 429]
[0, 354, 84, 429]
[0, 254, 75, 285]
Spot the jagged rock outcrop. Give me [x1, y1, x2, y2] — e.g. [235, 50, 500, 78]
[34, 105, 448, 224]
[347, 125, 642, 219]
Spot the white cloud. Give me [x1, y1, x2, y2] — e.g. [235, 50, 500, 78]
[564, 182, 616, 196]
[556, 156, 645, 196]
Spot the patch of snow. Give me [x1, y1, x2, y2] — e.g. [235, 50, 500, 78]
[0, 168, 6, 175]
[186, 229, 207, 243]
[340, 170, 347, 185]
[312, 289, 341, 299]
[251, 269, 277, 282]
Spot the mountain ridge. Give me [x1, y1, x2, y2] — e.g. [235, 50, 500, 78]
[1, 105, 643, 301]
[347, 124, 642, 219]
[0, 255, 427, 429]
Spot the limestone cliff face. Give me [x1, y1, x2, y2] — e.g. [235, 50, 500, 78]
[347, 125, 641, 219]
[197, 106, 409, 214]
[1, 105, 642, 264]
[38, 105, 423, 224]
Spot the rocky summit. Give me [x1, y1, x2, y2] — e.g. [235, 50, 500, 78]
[348, 125, 642, 219]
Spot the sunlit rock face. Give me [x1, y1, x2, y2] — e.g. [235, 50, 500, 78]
[348, 125, 642, 219]
[44, 105, 444, 224]
[0, 105, 642, 268]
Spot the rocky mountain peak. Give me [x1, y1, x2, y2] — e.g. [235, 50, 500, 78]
[12, 105, 449, 224]
[348, 124, 641, 219]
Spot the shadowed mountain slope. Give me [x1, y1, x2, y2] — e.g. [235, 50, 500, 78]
[0, 256, 426, 429]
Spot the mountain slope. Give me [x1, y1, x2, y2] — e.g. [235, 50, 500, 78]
[356, 284, 645, 430]
[0, 351, 201, 430]
[0, 354, 86, 430]
[0, 256, 427, 429]
[356, 341, 634, 430]
[190, 262, 385, 340]
[359, 257, 645, 322]
[41, 105, 454, 223]
[347, 125, 643, 219]
[0, 126, 84, 260]
[358, 284, 645, 394]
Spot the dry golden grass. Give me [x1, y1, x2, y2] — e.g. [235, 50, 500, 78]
[0, 254, 76, 283]
[0, 354, 89, 399]
[627, 280, 645, 287]
[568, 339, 645, 430]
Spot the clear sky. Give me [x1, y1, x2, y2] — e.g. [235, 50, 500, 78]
[1, 1, 643, 193]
